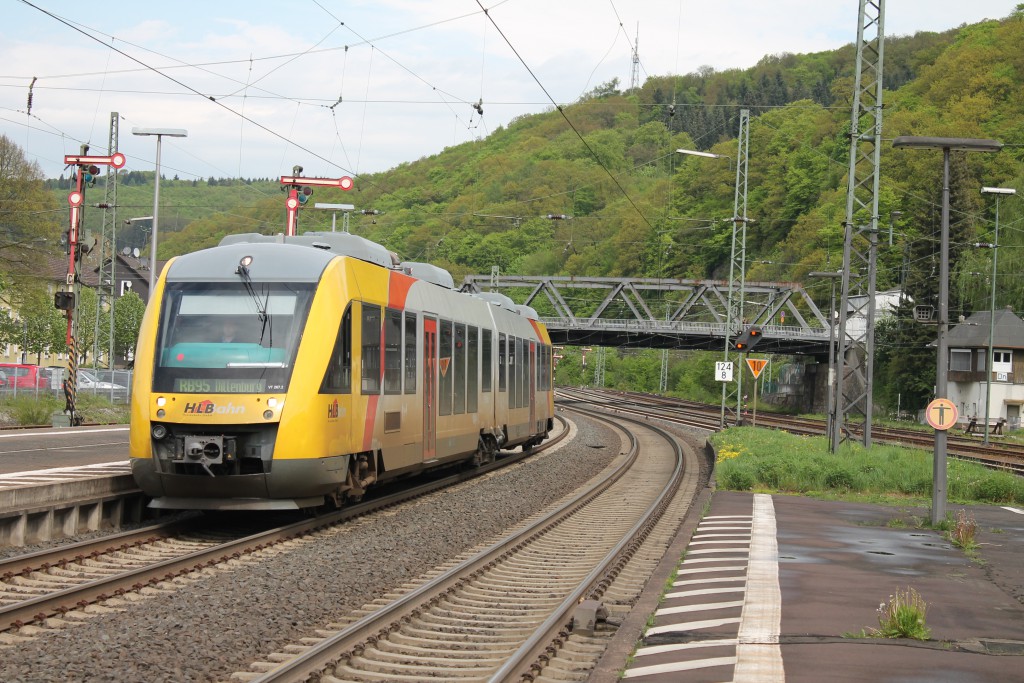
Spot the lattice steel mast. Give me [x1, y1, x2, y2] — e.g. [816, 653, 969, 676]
[720, 109, 750, 427]
[832, 0, 886, 451]
[93, 112, 119, 369]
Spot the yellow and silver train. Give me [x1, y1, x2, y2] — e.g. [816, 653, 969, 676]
[129, 231, 555, 510]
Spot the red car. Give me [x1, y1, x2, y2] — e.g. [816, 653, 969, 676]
[0, 364, 52, 390]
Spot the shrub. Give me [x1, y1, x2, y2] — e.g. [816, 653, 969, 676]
[718, 465, 755, 491]
[823, 466, 857, 491]
[2, 396, 62, 426]
[970, 474, 1020, 503]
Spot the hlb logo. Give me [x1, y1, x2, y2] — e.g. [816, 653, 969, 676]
[185, 400, 215, 414]
[184, 400, 245, 416]
[327, 399, 339, 419]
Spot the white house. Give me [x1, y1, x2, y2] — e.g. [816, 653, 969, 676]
[945, 306, 1024, 431]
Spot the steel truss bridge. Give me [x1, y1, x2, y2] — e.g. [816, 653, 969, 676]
[460, 275, 836, 357]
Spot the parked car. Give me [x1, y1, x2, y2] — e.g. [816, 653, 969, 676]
[0, 363, 52, 390]
[47, 367, 130, 403]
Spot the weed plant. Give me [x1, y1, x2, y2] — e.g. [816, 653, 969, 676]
[948, 509, 979, 553]
[711, 426, 1024, 505]
[872, 587, 932, 639]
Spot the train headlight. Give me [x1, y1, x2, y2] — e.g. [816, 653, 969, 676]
[152, 424, 168, 440]
[267, 397, 278, 408]
[156, 396, 167, 407]
[263, 410, 274, 420]
[156, 409, 166, 418]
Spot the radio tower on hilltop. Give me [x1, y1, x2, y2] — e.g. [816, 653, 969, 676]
[630, 23, 640, 91]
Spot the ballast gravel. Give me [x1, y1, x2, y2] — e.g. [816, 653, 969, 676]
[0, 414, 623, 683]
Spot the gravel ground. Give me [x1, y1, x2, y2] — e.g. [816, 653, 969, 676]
[0, 413, 624, 683]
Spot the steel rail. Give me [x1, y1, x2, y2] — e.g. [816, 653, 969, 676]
[0, 415, 569, 633]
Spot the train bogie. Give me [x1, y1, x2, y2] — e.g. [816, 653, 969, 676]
[129, 232, 554, 511]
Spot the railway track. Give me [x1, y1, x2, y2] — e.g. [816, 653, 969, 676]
[558, 387, 1024, 474]
[0, 417, 569, 640]
[226, 405, 703, 682]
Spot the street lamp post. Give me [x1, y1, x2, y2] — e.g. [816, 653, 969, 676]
[132, 127, 187, 299]
[892, 136, 1002, 525]
[980, 186, 1016, 445]
[676, 148, 737, 427]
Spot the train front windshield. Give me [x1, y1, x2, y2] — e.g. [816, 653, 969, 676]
[153, 282, 315, 394]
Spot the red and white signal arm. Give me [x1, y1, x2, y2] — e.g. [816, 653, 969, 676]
[280, 175, 354, 190]
[64, 152, 126, 169]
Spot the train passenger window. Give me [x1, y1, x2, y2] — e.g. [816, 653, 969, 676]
[454, 323, 466, 414]
[517, 337, 526, 408]
[384, 308, 402, 395]
[508, 336, 517, 406]
[320, 304, 352, 394]
[498, 333, 507, 392]
[361, 304, 382, 395]
[404, 312, 417, 394]
[439, 320, 453, 416]
[481, 329, 492, 393]
[467, 326, 479, 413]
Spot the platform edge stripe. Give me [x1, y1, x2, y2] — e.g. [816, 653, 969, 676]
[675, 564, 747, 573]
[702, 515, 753, 520]
[633, 638, 737, 658]
[623, 655, 738, 678]
[665, 586, 746, 599]
[645, 616, 741, 635]
[686, 547, 750, 555]
[656, 599, 745, 616]
[1001, 506, 1024, 515]
[674, 576, 747, 587]
[691, 539, 753, 545]
[733, 493, 784, 682]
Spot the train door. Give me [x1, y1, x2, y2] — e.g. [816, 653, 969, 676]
[529, 341, 536, 431]
[423, 317, 437, 460]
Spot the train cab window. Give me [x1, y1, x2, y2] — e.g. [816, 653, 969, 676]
[454, 323, 466, 414]
[467, 326, 479, 413]
[498, 333, 507, 392]
[439, 319, 453, 416]
[320, 305, 352, 394]
[481, 329, 492, 393]
[404, 312, 417, 394]
[361, 304, 382, 395]
[384, 308, 402, 395]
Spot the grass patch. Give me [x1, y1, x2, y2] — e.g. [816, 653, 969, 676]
[0, 394, 130, 427]
[710, 426, 1024, 505]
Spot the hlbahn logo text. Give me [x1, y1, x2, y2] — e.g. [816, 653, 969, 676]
[184, 400, 245, 415]
[328, 400, 339, 419]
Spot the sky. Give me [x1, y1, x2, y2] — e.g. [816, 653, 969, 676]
[1, 0, 1018, 184]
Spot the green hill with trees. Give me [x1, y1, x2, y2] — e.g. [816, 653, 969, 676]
[3, 7, 1024, 416]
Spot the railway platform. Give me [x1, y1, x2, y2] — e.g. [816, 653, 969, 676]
[593, 491, 1024, 682]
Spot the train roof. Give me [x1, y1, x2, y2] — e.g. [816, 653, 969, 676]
[219, 231, 397, 269]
